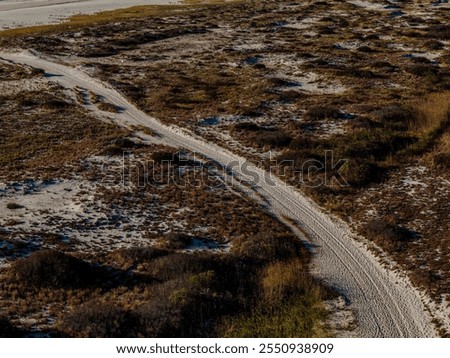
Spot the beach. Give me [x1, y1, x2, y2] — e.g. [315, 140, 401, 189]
[0, 0, 178, 29]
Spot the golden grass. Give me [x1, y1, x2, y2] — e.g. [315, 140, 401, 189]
[406, 91, 450, 155]
[411, 91, 450, 132]
[438, 132, 450, 152]
[219, 294, 330, 338]
[261, 259, 309, 303]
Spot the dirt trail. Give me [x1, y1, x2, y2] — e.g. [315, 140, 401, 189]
[0, 50, 438, 337]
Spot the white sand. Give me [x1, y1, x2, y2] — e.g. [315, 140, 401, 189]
[0, 50, 438, 337]
[0, 0, 179, 29]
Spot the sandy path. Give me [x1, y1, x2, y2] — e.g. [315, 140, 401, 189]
[0, 50, 438, 338]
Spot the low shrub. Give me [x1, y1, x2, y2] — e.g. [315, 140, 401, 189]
[357, 45, 375, 53]
[231, 122, 261, 132]
[219, 294, 328, 338]
[410, 56, 432, 64]
[269, 77, 300, 88]
[336, 68, 378, 78]
[232, 232, 308, 264]
[406, 64, 438, 77]
[305, 106, 341, 121]
[136, 270, 236, 337]
[0, 316, 23, 338]
[42, 99, 70, 110]
[363, 219, 418, 252]
[433, 152, 450, 168]
[157, 233, 193, 250]
[59, 303, 135, 338]
[334, 130, 414, 161]
[253, 130, 292, 148]
[109, 246, 169, 268]
[371, 61, 396, 70]
[349, 118, 381, 130]
[152, 149, 180, 164]
[261, 259, 309, 303]
[340, 159, 382, 187]
[135, 299, 182, 337]
[101, 137, 143, 156]
[427, 24, 450, 40]
[442, 54, 450, 66]
[10, 250, 94, 289]
[371, 105, 413, 130]
[144, 253, 216, 282]
[98, 101, 120, 113]
[6, 202, 23, 210]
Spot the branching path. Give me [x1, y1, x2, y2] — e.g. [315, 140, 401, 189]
[0, 50, 437, 337]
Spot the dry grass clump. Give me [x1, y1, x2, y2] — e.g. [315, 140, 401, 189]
[219, 294, 329, 338]
[305, 106, 342, 121]
[140, 253, 218, 283]
[217, 231, 337, 338]
[371, 105, 413, 131]
[362, 219, 418, 253]
[423, 40, 444, 50]
[336, 67, 378, 79]
[406, 91, 450, 155]
[433, 132, 450, 169]
[278, 127, 412, 188]
[231, 124, 292, 149]
[410, 92, 450, 133]
[97, 101, 121, 113]
[261, 259, 308, 303]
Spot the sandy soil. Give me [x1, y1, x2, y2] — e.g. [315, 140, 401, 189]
[0, 0, 178, 29]
[0, 50, 438, 338]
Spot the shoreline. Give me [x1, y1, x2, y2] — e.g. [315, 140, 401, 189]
[0, 0, 180, 29]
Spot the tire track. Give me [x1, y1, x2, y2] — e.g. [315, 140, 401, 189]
[0, 50, 437, 337]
